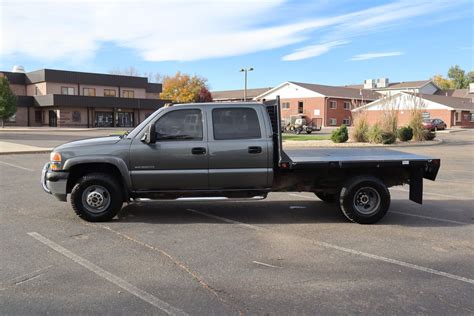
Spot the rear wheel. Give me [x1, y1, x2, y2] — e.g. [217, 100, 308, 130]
[71, 173, 123, 222]
[339, 176, 390, 224]
[315, 192, 336, 203]
[306, 131, 312, 134]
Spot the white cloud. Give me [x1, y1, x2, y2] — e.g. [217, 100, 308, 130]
[282, 40, 349, 61]
[350, 52, 404, 61]
[0, 0, 467, 62]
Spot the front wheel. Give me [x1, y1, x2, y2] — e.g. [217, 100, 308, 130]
[71, 173, 123, 222]
[339, 176, 390, 224]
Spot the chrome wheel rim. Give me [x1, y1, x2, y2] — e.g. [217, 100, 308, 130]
[82, 185, 111, 213]
[353, 187, 381, 215]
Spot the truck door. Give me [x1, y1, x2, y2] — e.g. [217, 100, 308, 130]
[207, 106, 272, 189]
[129, 108, 208, 191]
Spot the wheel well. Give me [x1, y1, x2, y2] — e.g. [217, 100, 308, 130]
[66, 163, 124, 194]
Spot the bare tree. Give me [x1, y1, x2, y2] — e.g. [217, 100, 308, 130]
[109, 67, 162, 83]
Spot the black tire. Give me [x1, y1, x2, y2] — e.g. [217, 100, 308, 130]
[71, 173, 123, 222]
[339, 176, 390, 224]
[306, 131, 312, 134]
[315, 192, 336, 203]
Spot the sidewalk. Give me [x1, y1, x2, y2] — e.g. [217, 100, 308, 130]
[0, 141, 52, 155]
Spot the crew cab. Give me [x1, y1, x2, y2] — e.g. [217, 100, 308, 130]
[42, 98, 440, 224]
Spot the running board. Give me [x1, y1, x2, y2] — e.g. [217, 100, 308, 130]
[133, 196, 266, 202]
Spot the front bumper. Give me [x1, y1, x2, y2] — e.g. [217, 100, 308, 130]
[41, 162, 69, 201]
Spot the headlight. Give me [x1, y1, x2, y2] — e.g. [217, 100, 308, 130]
[50, 152, 62, 170]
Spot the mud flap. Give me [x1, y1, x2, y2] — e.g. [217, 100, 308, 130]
[409, 168, 423, 204]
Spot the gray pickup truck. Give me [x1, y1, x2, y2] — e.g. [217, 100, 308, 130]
[41, 98, 440, 224]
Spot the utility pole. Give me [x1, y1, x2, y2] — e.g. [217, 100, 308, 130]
[240, 67, 254, 101]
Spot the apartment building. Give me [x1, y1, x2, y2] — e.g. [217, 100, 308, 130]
[254, 81, 381, 127]
[0, 67, 167, 127]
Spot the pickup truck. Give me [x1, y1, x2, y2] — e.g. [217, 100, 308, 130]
[41, 97, 440, 224]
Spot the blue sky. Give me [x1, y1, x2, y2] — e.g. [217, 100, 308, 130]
[1, 0, 473, 90]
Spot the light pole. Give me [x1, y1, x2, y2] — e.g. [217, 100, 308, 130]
[240, 67, 253, 101]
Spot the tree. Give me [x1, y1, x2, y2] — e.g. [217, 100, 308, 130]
[466, 71, 474, 85]
[432, 74, 455, 90]
[109, 67, 162, 83]
[447, 65, 467, 88]
[0, 77, 17, 127]
[160, 72, 211, 103]
[197, 87, 213, 102]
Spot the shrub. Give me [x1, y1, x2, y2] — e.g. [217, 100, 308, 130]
[397, 126, 413, 141]
[381, 131, 396, 144]
[381, 108, 398, 134]
[331, 124, 349, 143]
[409, 110, 425, 141]
[424, 130, 436, 141]
[351, 114, 369, 142]
[368, 123, 383, 143]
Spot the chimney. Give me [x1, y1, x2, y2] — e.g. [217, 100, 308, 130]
[364, 79, 376, 89]
[376, 78, 389, 88]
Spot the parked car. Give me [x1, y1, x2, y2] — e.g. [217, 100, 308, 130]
[423, 119, 447, 131]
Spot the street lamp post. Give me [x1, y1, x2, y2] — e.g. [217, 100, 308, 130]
[240, 67, 254, 101]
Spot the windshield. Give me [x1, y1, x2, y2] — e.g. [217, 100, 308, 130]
[126, 107, 166, 139]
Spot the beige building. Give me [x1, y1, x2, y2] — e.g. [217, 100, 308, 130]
[1, 68, 167, 127]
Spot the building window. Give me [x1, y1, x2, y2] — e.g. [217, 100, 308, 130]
[343, 118, 351, 125]
[95, 112, 114, 127]
[329, 100, 337, 109]
[212, 108, 261, 140]
[343, 101, 351, 110]
[72, 111, 81, 122]
[104, 89, 116, 97]
[298, 101, 303, 114]
[35, 86, 40, 95]
[35, 110, 42, 123]
[282, 102, 290, 109]
[7, 114, 16, 122]
[61, 86, 75, 95]
[329, 118, 337, 126]
[122, 90, 135, 98]
[470, 113, 474, 122]
[422, 112, 430, 121]
[83, 88, 96, 96]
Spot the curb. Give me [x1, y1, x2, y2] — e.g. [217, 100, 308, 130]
[283, 138, 443, 148]
[0, 149, 52, 155]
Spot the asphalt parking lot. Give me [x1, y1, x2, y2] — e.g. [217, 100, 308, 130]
[0, 130, 473, 315]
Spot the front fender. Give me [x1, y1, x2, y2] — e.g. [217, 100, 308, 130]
[63, 156, 132, 190]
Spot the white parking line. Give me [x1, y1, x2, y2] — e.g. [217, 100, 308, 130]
[0, 160, 34, 171]
[186, 209, 474, 285]
[252, 261, 282, 268]
[28, 232, 188, 316]
[290, 192, 471, 224]
[390, 211, 471, 225]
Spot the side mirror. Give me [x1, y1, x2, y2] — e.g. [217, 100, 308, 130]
[141, 123, 156, 144]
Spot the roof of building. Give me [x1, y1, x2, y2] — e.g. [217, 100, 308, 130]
[435, 89, 472, 98]
[344, 80, 433, 90]
[353, 92, 473, 112]
[211, 87, 273, 100]
[288, 81, 381, 100]
[1, 68, 162, 92]
[418, 94, 473, 110]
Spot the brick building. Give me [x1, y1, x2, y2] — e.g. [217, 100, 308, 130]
[353, 92, 474, 128]
[0, 67, 168, 127]
[254, 81, 381, 127]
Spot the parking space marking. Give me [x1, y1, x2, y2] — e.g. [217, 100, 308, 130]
[290, 192, 471, 223]
[27, 232, 188, 316]
[252, 261, 282, 268]
[186, 209, 474, 285]
[390, 211, 471, 225]
[0, 160, 34, 171]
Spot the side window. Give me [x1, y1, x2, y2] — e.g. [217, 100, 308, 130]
[154, 109, 203, 141]
[212, 108, 261, 140]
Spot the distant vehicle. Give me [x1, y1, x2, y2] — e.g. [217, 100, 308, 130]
[283, 115, 322, 134]
[423, 119, 447, 131]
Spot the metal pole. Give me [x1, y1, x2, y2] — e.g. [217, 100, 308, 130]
[244, 69, 247, 101]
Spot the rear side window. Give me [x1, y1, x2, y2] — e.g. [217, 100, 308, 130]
[212, 108, 261, 140]
[154, 109, 203, 141]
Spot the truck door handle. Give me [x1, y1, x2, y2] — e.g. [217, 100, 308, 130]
[191, 147, 206, 155]
[248, 146, 262, 154]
